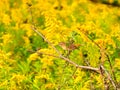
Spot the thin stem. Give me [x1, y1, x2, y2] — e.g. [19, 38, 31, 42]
[28, 50, 99, 73]
[78, 27, 117, 90]
[100, 65, 117, 90]
[31, 26, 61, 55]
[106, 53, 117, 85]
[28, 5, 61, 56]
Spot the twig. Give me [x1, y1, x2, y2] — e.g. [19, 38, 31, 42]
[28, 5, 61, 56]
[99, 65, 109, 90]
[78, 27, 118, 90]
[28, 4, 118, 89]
[60, 55, 99, 72]
[27, 6, 100, 73]
[77, 27, 101, 49]
[31, 26, 61, 55]
[28, 50, 99, 73]
[100, 65, 117, 90]
[106, 53, 118, 85]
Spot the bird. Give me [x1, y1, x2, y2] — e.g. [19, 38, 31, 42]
[59, 42, 80, 51]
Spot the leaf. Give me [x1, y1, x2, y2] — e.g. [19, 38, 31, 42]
[88, 32, 96, 40]
[37, 15, 46, 29]
[29, 35, 48, 50]
[17, 61, 30, 74]
[67, 0, 73, 5]
[100, 19, 111, 34]
[0, 23, 6, 37]
[73, 7, 85, 23]
[112, 48, 120, 59]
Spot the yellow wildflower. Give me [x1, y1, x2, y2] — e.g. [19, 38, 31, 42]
[39, 74, 49, 79]
[80, 87, 90, 90]
[2, 34, 12, 45]
[38, 48, 55, 66]
[0, 80, 8, 87]
[94, 39, 105, 48]
[10, 74, 26, 89]
[28, 53, 39, 61]
[11, 74, 26, 83]
[11, 9, 22, 23]
[74, 69, 85, 84]
[45, 83, 55, 89]
[21, 24, 33, 37]
[22, 36, 30, 47]
[41, 56, 53, 67]
[114, 58, 120, 69]
[2, 14, 11, 25]
[35, 74, 49, 81]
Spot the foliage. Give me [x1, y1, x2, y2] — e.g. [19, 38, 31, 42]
[0, 0, 120, 89]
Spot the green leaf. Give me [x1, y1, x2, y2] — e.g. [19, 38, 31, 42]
[37, 15, 45, 29]
[113, 0, 119, 6]
[100, 20, 111, 34]
[67, 0, 73, 5]
[88, 32, 96, 40]
[9, 0, 22, 8]
[65, 16, 73, 28]
[73, 7, 86, 23]
[113, 36, 120, 47]
[29, 35, 48, 50]
[0, 23, 6, 37]
[17, 61, 30, 74]
[112, 48, 120, 59]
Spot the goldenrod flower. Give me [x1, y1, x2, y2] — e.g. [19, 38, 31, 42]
[45, 83, 55, 89]
[2, 34, 12, 45]
[2, 14, 11, 25]
[28, 53, 39, 61]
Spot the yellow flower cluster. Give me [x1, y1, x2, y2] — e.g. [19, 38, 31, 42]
[114, 58, 120, 69]
[28, 53, 39, 61]
[0, 0, 120, 89]
[2, 14, 11, 25]
[2, 34, 12, 45]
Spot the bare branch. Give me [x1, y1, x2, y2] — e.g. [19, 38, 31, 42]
[31, 26, 61, 55]
[60, 55, 99, 72]
[100, 65, 117, 90]
[27, 6, 100, 73]
[78, 27, 118, 89]
[28, 50, 99, 73]
[28, 6, 61, 56]
[106, 53, 117, 85]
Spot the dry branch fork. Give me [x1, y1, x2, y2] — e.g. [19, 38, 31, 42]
[27, 4, 117, 90]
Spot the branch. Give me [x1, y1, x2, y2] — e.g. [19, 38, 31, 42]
[100, 65, 117, 90]
[27, 6, 99, 73]
[31, 26, 61, 55]
[78, 27, 118, 89]
[28, 3, 117, 90]
[60, 55, 99, 72]
[28, 5, 61, 56]
[28, 50, 99, 73]
[106, 53, 117, 85]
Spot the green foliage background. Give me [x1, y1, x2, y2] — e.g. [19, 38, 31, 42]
[0, 0, 120, 89]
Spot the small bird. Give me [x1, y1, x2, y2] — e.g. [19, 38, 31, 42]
[59, 42, 80, 51]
